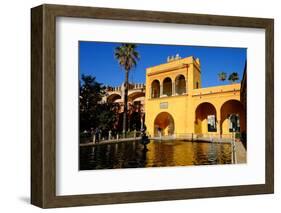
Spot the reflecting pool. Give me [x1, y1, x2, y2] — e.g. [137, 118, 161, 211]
[79, 140, 233, 170]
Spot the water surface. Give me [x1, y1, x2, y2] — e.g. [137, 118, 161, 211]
[79, 140, 233, 170]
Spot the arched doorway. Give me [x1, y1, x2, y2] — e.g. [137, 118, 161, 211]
[163, 77, 172, 96]
[151, 80, 160, 98]
[154, 112, 175, 137]
[220, 100, 245, 135]
[127, 92, 145, 131]
[175, 74, 186, 95]
[195, 102, 217, 134]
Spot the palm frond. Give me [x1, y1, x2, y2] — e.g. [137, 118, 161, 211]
[114, 43, 140, 72]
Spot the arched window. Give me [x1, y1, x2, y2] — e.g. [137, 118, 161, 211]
[151, 80, 160, 98]
[175, 75, 186, 95]
[163, 77, 172, 96]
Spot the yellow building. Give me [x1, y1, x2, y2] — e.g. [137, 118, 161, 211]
[145, 55, 246, 139]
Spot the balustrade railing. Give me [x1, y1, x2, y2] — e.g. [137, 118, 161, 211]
[150, 133, 237, 143]
[80, 130, 142, 144]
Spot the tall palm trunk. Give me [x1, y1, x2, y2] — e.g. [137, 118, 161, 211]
[122, 70, 129, 136]
[114, 44, 140, 136]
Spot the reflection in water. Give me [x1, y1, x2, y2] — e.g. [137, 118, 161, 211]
[79, 140, 233, 170]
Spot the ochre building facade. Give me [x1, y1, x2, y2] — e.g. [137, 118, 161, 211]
[145, 56, 246, 139]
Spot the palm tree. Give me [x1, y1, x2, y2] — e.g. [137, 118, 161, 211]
[114, 44, 140, 136]
[228, 72, 239, 83]
[218, 72, 227, 81]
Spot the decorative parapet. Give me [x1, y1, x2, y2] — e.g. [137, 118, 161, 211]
[106, 83, 145, 92]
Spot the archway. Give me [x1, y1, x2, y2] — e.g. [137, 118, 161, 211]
[195, 102, 217, 134]
[220, 100, 245, 135]
[128, 91, 145, 102]
[151, 80, 160, 98]
[154, 112, 175, 137]
[127, 92, 145, 130]
[175, 75, 186, 95]
[163, 77, 172, 96]
[107, 94, 121, 103]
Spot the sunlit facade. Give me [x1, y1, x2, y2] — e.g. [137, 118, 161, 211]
[103, 55, 246, 139]
[145, 56, 246, 139]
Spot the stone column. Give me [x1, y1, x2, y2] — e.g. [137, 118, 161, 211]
[217, 120, 221, 138]
[216, 108, 221, 138]
[160, 84, 163, 97]
[172, 81, 176, 96]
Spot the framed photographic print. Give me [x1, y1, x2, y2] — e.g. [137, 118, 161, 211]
[31, 4, 274, 208]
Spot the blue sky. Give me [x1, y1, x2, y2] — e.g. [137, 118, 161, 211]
[79, 41, 246, 87]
